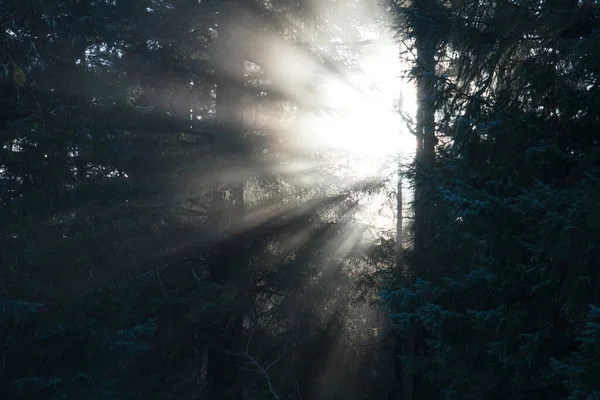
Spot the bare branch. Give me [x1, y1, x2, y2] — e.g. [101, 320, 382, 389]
[221, 326, 299, 400]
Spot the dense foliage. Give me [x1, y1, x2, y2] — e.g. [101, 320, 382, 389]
[384, 0, 600, 398]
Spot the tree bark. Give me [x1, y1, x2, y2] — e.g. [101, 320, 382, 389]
[413, 0, 437, 263]
[405, 1, 438, 398]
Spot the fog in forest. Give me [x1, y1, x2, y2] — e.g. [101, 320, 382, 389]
[2, 0, 600, 399]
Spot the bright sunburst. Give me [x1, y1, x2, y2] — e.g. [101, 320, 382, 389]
[313, 35, 416, 232]
[175, 0, 418, 233]
[319, 41, 414, 158]
[235, 0, 416, 232]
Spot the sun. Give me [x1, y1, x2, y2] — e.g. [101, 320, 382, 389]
[252, 17, 416, 232]
[316, 40, 415, 159]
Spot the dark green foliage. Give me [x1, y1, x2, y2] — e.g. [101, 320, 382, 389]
[384, 0, 600, 398]
[553, 304, 600, 400]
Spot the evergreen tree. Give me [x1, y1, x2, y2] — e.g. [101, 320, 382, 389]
[384, 0, 600, 398]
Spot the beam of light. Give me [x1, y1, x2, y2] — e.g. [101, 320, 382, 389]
[160, 1, 419, 395]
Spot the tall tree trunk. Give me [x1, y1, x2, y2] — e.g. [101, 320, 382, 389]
[394, 144, 414, 400]
[396, 162, 416, 400]
[409, 1, 438, 398]
[205, 4, 246, 399]
[413, 1, 437, 263]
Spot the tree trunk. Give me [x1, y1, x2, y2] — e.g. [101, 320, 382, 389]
[395, 149, 414, 400]
[413, 1, 437, 264]
[205, 4, 246, 399]
[408, 1, 438, 398]
[396, 154, 404, 275]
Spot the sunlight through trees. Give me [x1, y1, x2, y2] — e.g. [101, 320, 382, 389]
[2, 0, 599, 399]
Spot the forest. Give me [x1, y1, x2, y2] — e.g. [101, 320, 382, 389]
[1, 0, 599, 399]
